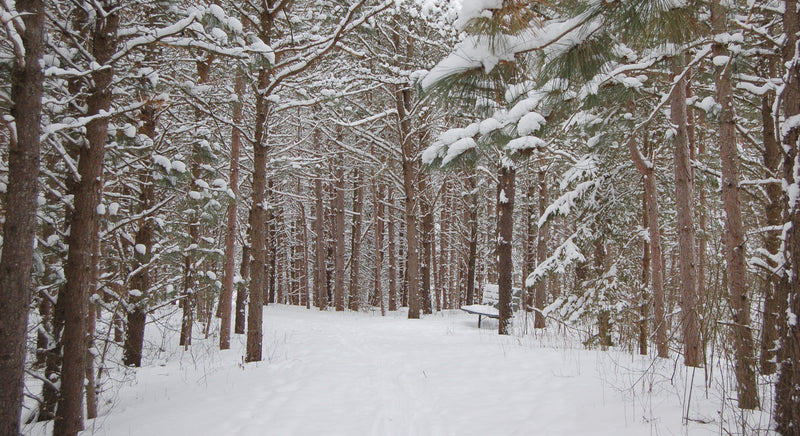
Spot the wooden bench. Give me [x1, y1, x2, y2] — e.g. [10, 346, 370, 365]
[460, 284, 522, 328]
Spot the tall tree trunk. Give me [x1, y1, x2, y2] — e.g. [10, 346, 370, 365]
[439, 192, 451, 308]
[628, 134, 668, 357]
[466, 176, 478, 306]
[524, 180, 536, 313]
[53, 3, 119, 435]
[0, 0, 44, 431]
[388, 193, 398, 312]
[220, 67, 244, 350]
[671, 57, 701, 368]
[314, 172, 328, 310]
[397, 86, 420, 319]
[300, 200, 311, 309]
[123, 101, 156, 367]
[712, 0, 759, 409]
[497, 164, 516, 335]
[56, 5, 118, 433]
[349, 170, 364, 310]
[759, 57, 783, 375]
[420, 177, 434, 314]
[333, 162, 346, 311]
[534, 170, 549, 329]
[776, 0, 800, 431]
[374, 183, 386, 315]
[246, 56, 271, 362]
[640, 189, 651, 356]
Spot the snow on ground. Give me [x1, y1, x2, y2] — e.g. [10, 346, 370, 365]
[25, 305, 774, 435]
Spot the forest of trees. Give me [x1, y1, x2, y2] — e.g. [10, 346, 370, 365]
[1, 0, 799, 435]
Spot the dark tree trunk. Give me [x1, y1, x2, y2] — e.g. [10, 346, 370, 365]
[628, 134, 667, 357]
[759, 56, 784, 375]
[373, 183, 385, 314]
[388, 194, 398, 312]
[466, 176, 478, 306]
[777, 0, 800, 431]
[333, 162, 346, 312]
[123, 102, 156, 367]
[314, 175, 328, 310]
[0, 0, 44, 432]
[534, 170, 549, 329]
[497, 165, 516, 335]
[220, 68, 244, 350]
[712, 0, 759, 409]
[349, 170, 364, 310]
[246, 89, 269, 362]
[234, 244, 250, 335]
[56, 6, 117, 434]
[420, 177, 434, 314]
[671, 57, 701, 368]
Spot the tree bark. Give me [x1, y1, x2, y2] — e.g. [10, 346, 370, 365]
[219, 66, 244, 350]
[349, 170, 364, 311]
[246, 36, 272, 360]
[534, 170, 549, 329]
[234, 244, 250, 334]
[776, 0, 800, 431]
[497, 164, 516, 335]
[671, 57, 701, 368]
[759, 56, 784, 375]
[56, 5, 117, 433]
[466, 176, 478, 306]
[333, 161, 346, 312]
[314, 174, 328, 310]
[712, 0, 759, 409]
[373, 183, 386, 314]
[628, 134, 668, 357]
[388, 193, 398, 312]
[0, 0, 44, 431]
[420, 176, 434, 314]
[123, 101, 157, 367]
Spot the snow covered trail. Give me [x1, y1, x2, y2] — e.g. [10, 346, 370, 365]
[27, 305, 733, 435]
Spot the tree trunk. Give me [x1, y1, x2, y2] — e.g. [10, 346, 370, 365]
[123, 102, 156, 367]
[759, 56, 784, 375]
[349, 170, 364, 311]
[56, 6, 118, 434]
[420, 177, 434, 314]
[712, 0, 759, 409]
[671, 57, 701, 368]
[497, 164, 516, 335]
[333, 162, 346, 312]
[776, 0, 800, 431]
[0, 0, 44, 431]
[628, 134, 668, 357]
[234, 244, 250, 334]
[388, 193, 398, 312]
[466, 176, 478, 306]
[397, 82, 420, 318]
[219, 67, 244, 350]
[246, 60, 271, 362]
[373, 182, 385, 314]
[534, 170, 549, 329]
[314, 174, 328, 310]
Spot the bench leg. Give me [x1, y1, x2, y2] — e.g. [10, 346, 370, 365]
[478, 314, 482, 328]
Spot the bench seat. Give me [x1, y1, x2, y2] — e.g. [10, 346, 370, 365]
[460, 304, 499, 328]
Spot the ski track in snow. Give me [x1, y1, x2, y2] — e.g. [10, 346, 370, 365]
[25, 305, 743, 436]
